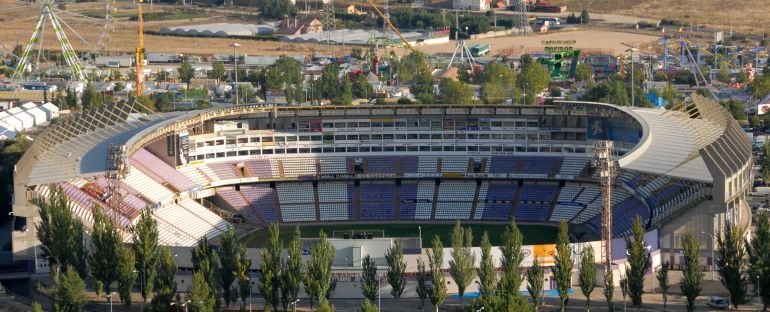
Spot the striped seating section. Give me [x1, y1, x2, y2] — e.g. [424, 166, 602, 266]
[477, 182, 517, 221]
[276, 183, 316, 222]
[514, 184, 558, 222]
[435, 181, 475, 220]
[241, 185, 280, 222]
[129, 148, 197, 192]
[318, 182, 351, 221]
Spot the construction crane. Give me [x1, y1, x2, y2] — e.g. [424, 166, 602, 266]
[135, 0, 145, 96]
[366, 0, 415, 53]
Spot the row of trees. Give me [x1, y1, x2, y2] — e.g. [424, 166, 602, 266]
[38, 185, 770, 311]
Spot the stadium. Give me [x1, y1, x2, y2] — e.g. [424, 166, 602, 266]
[10, 94, 752, 272]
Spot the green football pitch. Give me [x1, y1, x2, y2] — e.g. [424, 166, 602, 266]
[240, 223, 558, 248]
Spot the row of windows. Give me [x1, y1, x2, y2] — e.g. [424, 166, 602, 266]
[190, 144, 591, 160]
[196, 132, 586, 147]
[311, 119, 543, 130]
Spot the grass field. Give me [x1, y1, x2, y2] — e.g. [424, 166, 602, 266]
[240, 223, 558, 248]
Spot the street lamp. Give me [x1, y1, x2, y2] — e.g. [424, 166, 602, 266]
[626, 47, 639, 107]
[701, 231, 716, 280]
[105, 292, 115, 312]
[133, 269, 144, 312]
[418, 226, 422, 248]
[290, 299, 300, 312]
[230, 42, 241, 105]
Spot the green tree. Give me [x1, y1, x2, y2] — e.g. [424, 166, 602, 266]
[218, 226, 240, 308]
[449, 221, 476, 309]
[579, 245, 597, 311]
[305, 230, 335, 309]
[416, 258, 429, 309]
[519, 62, 550, 105]
[499, 219, 526, 308]
[54, 265, 87, 312]
[749, 212, 770, 309]
[527, 259, 544, 311]
[575, 63, 594, 84]
[281, 227, 303, 311]
[657, 261, 670, 309]
[385, 240, 406, 299]
[360, 299, 378, 312]
[262, 0, 296, 19]
[156, 70, 169, 83]
[604, 268, 614, 312]
[439, 78, 474, 104]
[116, 244, 137, 308]
[580, 78, 630, 106]
[132, 208, 159, 303]
[263, 56, 304, 104]
[208, 61, 227, 81]
[553, 221, 573, 312]
[235, 244, 252, 310]
[352, 74, 373, 99]
[31, 302, 43, 312]
[192, 237, 221, 309]
[625, 217, 650, 308]
[580, 8, 591, 23]
[476, 231, 497, 309]
[151, 246, 178, 312]
[361, 254, 379, 301]
[480, 61, 517, 104]
[428, 235, 446, 312]
[317, 64, 342, 101]
[81, 83, 103, 110]
[35, 189, 87, 279]
[717, 224, 748, 309]
[178, 59, 194, 86]
[259, 224, 282, 311]
[681, 232, 704, 312]
[333, 76, 353, 105]
[189, 271, 215, 312]
[88, 208, 121, 295]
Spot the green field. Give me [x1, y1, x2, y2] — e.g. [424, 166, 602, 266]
[240, 223, 558, 248]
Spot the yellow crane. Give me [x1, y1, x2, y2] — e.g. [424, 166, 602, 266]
[366, 0, 415, 53]
[135, 0, 145, 96]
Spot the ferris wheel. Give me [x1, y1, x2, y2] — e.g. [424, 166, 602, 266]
[6, 0, 115, 81]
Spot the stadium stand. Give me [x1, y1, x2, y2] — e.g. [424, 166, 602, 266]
[514, 184, 558, 222]
[476, 182, 517, 221]
[318, 182, 351, 221]
[240, 185, 280, 222]
[276, 183, 316, 222]
[130, 149, 197, 192]
[435, 181, 475, 220]
[359, 182, 397, 220]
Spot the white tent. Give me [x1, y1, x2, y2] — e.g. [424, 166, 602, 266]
[0, 112, 22, 131]
[24, 107, 47, 126]
[21, 102, 37, 110]
[0, 125, 17, 140]
[6, 107, 23, 115]
[39, 103, 60, 120]
[11, 110, 34, 130]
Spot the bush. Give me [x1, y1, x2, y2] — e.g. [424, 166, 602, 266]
[397, 97, 412, 104]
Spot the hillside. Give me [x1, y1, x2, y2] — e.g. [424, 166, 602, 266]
[553, 0, 767, 35]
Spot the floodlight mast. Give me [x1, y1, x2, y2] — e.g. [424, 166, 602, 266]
[595, 140, 614, 267]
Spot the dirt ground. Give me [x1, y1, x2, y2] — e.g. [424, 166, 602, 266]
[416, 29, 660, 57]
[552, 0, 770, 36]
[0, 0, 350, 57]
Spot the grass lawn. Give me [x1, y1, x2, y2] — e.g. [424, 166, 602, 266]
[240, 223, 558, 248]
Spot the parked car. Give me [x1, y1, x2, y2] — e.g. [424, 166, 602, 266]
[706, 296, 728, 310]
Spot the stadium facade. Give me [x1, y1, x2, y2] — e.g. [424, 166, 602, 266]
[11, 95, 751, 270]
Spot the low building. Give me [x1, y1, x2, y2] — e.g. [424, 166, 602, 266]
[275, 17, 323, 36]
[452, 0, 490, 10]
